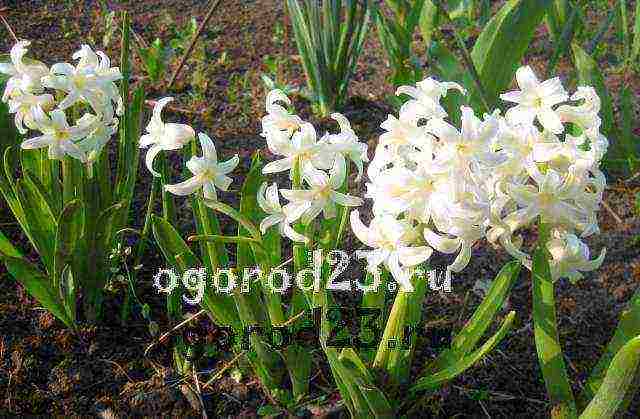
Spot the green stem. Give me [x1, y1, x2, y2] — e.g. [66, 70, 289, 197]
[532, 220, 578, 419]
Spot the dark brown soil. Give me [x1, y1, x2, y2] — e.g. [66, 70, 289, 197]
[1, 0, 639, 417]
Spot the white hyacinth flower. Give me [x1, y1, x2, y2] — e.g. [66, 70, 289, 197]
[547, 230, 606, 282]
[366, 165, 440, 223]
[261, 89, 303, 137]
[164, 133, 238, 200]
[257, 182, 308, 243]
[500, 66, 568, 134]
[350, 210, 432, 291]
[75, 113, 119, 163]
[21, 107, 88, 162]
[7, 91, 54, 134]
[507, 168, 587, 232]
[397, 77, 466, 122]
[280, 158, 363, 224]
[323, 113, 369, 181]
[42, 44, 122, 116]
[556, 86, 602, 137]
[262, 122, 335, 176]
[0, 41, 49, 101]
[140, 97, 195, 177]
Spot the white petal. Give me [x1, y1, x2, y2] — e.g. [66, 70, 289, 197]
[145, 144, 163, 177]
[21, 135, 52, 149]
[282, 223, 308, 243]
[213, 174, 233, 191]
[202, 181, 218, 200]
[537, 108, 564, 134]
[350, 210, 378, 248]
[397, 246, 432, 267]
[332, 191, 363, 207]
[423, 229, 461, 254]
[262, 157, 293, 174]
[198, 132, 217, 161]
[163, 123, 195, 148]
[449, 242, 472, 272]
[260, 214, 283, 234]
[515, 66, 539, 91]
[217, 155, 239, 175]
[500, 90, 523, 104]
[165, 175, 204, 196]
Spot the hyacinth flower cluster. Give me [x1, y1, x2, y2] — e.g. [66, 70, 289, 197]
[354, 66, 607, 286]
[138, 97, 240, 201]
[0, 41, 123, 165]
[257, 89, 368, 242]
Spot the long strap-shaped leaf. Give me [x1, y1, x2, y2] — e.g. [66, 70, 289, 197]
[580, 287, 640, 406]
[410, 311, 516, 392]
[424, 261, 521, 375]
[532, 244, 578, 418]
[1, 254, 74, 329]
[469, 0, 552, 109]
[580, 336, 640, 418]
[151, 214, 240, 329]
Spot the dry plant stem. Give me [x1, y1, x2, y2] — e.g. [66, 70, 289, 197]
[167, 0, 222, 89]
[0, 13, 18, 43]
[192, 369, 208, 419]
[275, 310, 306, 327]
[144, 309, 207, 356]
[202, 351, 246, 389]
[99, 359, 136, 384]
[602, 200, 623, 225]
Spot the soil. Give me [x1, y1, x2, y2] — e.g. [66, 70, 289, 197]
[1, 0, 639, 417]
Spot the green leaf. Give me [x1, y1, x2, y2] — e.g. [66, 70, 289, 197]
[1, 255, 73, 328]
[0, 229, 21, 258]
[581, 288, 640, 404]
[325, 347, 394, 418]
[15, 176, 57, 272]
[580, 336, 640, 418]
[419, 1, 440, 51]
[631, 1, 640, 64]
[532, 244, 578, 418]
[410, 311, 516, 392]
[203, 199, 262, 241]
[151, 215, 240, 329]
[469, 0, 552, 109]
[257, 404, 282, 417]
[53, 200, 83, 293]
[451, 261, 521, 353]
[60, 265, 77, 325]
[619, 87, 638, 172]
[572, 43, 615, 137]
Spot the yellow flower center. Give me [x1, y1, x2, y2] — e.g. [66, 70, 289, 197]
[533, 96, 543, 108]
[73, 75, 87, 89]
[55, 130, 71, 141]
